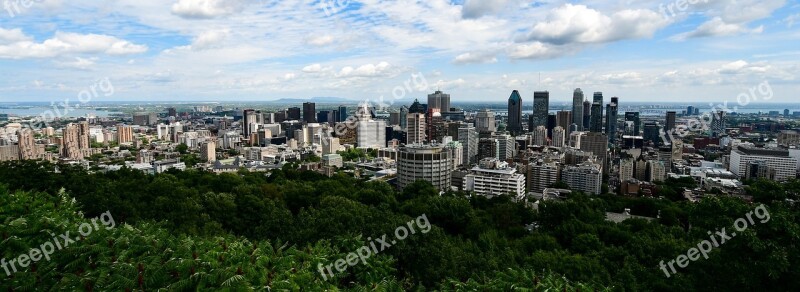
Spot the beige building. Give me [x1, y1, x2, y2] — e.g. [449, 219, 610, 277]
[117, 125, 134, 144]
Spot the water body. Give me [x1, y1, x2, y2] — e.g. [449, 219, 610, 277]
[0, 107, 117, 118]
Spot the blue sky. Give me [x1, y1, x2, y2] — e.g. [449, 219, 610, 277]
[0, 0, 798, 104]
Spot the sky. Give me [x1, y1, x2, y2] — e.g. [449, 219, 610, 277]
[0, 0, 798, 104]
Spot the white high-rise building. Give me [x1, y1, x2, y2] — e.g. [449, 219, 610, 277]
[406, 113, 426, 144]
[569, 131, 586, 149]
[493, 133, 514, 161]
[464, 158, 526, 200]
[551, 126, 566, 148]
[532, 126, 547, 146]
[475, 109, 496, 134]
[458, 124, 479, 165]
[647, 160, 666, 182]
[730, 146, 798, 182]
[446, 141, 464, 167]
[397, 144, 453, 191]
[357, 120, 386, 149]
[528, 159, 561, 194]
[562, 160, 603, 195]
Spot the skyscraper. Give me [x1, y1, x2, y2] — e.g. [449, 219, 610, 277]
[532, 126, 547, 146]
[287, 107, 301, 120]
[666, 111, 676, 132]
[407, 113, 426, 144]
[303, 102, 316, 123]
[556, 111, 572, 131]
[507, 90, 523, 136]
[711, 111, 726, 138]
[583, 99, 592, 130]
[427, 90, 450, 113]
[624, 112, 641, 135]
[572, 88, 584, 131]
[551, 126, 566, 148]
[606, 97, 618, 144]
[399, 106, 409, 130]
[356, 104, 386, 148]
[458, 123, 479, 165]
[643, 122, 662, 146]
[579, 132, 608, 174]
[338, 105, 348, 122]
[590, 92, 603, 133]
[17, 129, 39, 160]
[532, 91, 549, 129]
[475, 109, 496, 134]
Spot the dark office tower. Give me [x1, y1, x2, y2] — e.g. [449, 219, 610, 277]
[687, 106, 695, 117]
[167, 107, 177, 118]
[583, 99, 591, 130]
[409, 99, 426, 114]
[590, 92, 603, 133]
[338, 105, 348, 122]
[243, 109, 256, 138]
[303, 102, 316, 123]
[507, 90, 523, 136]
[532, 91, 549, 129]
[287, 107, 301, 120]
[317, 111, 331, 123]
[606, 97, 619, 143]
[665, 111, 676, 132]
[625, 112, 641, 135]
[711, 110, 726, 138]
[572, 88, 584, 131]
[400, 106, 409, 130]
[428, 90, 451, 113]
[547, 114, 557, 138]
[329, 110, 338, 123]
[785, 109, 791, 117]
[556, 111, 572, 131]
[274, 111, 287, 123]
[643, 122, 662, 146]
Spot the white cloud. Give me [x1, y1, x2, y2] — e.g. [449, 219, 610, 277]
[453, 52, 498, 64]
[306, 35, 334, 46]
[0, 28, 31, 45]
[336, 61, 394, 78]
[171, 0, 243, 19]
[507, 42, 566, 60]
[519, 4, 669, 45]
[56, 57, 97, 70]
[718, 60, 770, 74]
[672, 17, 763, 40]
[302, 63, 331, 73]
[0, 31, 147, 59]
[191, 30, 230, 50]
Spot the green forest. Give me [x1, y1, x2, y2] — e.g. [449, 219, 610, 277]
[1, 161, 799, 291]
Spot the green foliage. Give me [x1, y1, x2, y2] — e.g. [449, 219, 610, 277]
[1, 161, 799, 291]
[176, 143, 189, 155]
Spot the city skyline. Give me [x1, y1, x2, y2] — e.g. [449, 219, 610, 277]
[0, 1, 798, 102]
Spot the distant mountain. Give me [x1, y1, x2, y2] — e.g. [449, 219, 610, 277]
[269, 97, 355, 103]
